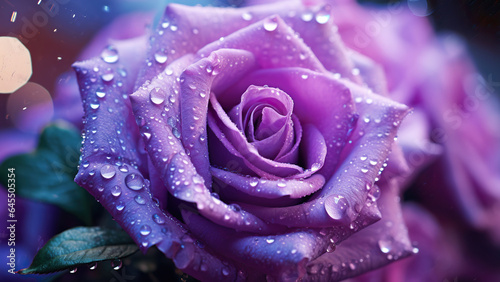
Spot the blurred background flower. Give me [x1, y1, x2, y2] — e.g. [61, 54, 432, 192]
[0, 0, 499, 281]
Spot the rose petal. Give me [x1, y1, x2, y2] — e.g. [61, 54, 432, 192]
[140, 2, 343, 83]
[303, 179, 413, 281]
[211, 167, 325, 200]
[182, 210, 324, 281]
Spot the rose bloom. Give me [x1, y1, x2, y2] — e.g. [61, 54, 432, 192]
[69, 0, 486, 281]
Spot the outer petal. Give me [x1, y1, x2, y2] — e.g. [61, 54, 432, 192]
[303, 179, 413, 281]
[73, 41, 244, 282]
[138, 2, 356, 83]
[183, 210, 325, 281]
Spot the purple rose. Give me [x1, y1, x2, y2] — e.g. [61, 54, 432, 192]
[73, 1, 414, 280]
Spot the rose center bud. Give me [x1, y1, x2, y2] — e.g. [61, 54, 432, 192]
[228, 85, 298, 160]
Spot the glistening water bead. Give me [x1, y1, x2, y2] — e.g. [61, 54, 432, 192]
[101, 45, 119, 63]
[125, 173, 145, 190]
[100, 165, 116, 179]
[150, 87, 166, 105]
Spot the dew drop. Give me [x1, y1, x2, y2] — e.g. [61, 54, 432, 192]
[101, 71, 114, 82]
[263, 18, 278, 31]
[95, 87, 106, 98]
[134, 195, 146, 205]
[140, 225, 152, 236]
[301, 12, 313, 22]
[266, 238, 275, 244]
[310, 162, 321, 172]
[315, 6, 331, 24]
[116, 202, 125, 211]
[249, 178, 258, 187]
[90, 102, 100, 110]
[100, 165, 116, 179]
[119, 165, 129, 173]
[229, 203, 241, 212]
[369, 186, 381, 201]
[70, 267, 77, 273]
[150, 87, 166, 105]
[125, 173, 144, 190]
[154, 52, 168, 64]
[325, 195, 348, 220]
[169, 94, 176, 103]
[222, 266, 230, 276]
[301, 74, 309, 79]
[89, 262, 97, 270]
[378, 238, 392, 254]
[82, 160, 90, 168]
[153, 213, 165, 224]
[101, 45, 119, 63]
[111, 185, 122, 197]
[241, 12, 253, 21]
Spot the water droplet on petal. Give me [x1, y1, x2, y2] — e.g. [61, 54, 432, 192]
[241, 12, 252, 21]
[301, 12, 313, 22]
[100, 165, 116, 179]
[101, 70, 114, 82]
[90, 102, 100, 110]
[249, 178, 258, 187]
[154, 52, 167, 64]
[89, 262, 97, 270]
[134, 195, 146, 205]
[311, 162, 321, 172]
[116, 201, 125, 211]
[378, 238, 392, 253]
[95, 87, 106, 98]
[140, 225, 152, 236]
[125, 173, 144, 190]
[70, 267, 77, 273]
[111, 185, 122, 197]
[263, 18, 278, 31]
[325, 195, 348, 220]
[266, 238, 275, 244]
[101, 45, 119, 63]
[153, 213, 165, 224]
[150, 87, 166, 105]
[315, 5, 331, 24]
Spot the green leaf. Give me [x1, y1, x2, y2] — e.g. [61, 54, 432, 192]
[0, 122, 94, 224]
[18, 226, 139, 275]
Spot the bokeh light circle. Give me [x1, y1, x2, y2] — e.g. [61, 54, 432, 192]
[6, 82, 54, 133]
[0, 37, 32, 94]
